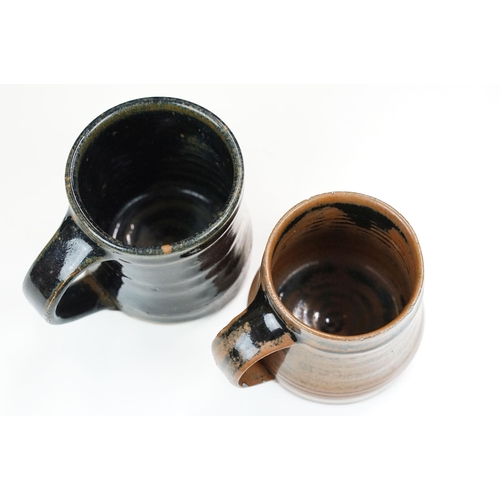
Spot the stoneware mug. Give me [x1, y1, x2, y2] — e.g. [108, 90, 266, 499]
[24, 97, 251, 324]
[212, 192, 424, 403]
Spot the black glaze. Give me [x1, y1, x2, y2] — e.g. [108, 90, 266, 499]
[278, 201, 407, 246]
[23, 213, 112, 322]
[99, 208, 250, 322]
[278, 260, 401, 335]
[75, 106, 234, 249]
[24, 97, 251, 324]
[215, 287, 296, 379]
[332, 202, 408, 243]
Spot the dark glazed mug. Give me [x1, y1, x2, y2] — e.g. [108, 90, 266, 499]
[24, 97, 251, 324]
[212, 192, 424, 403]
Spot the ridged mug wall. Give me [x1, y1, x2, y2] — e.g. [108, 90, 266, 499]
[24, 97, 251, 324]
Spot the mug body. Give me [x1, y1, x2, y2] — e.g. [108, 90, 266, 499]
[213, 192, 423, 403]
[260, 291, 424, 403]
[24, 97, 251, 323]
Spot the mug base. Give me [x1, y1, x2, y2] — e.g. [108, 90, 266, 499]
[274, 316, 423, 404]
[276, 371, 399, 404]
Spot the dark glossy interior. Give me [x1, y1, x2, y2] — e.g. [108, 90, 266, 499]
[271, 204, 415, 336]
[75, 107, 235, 248]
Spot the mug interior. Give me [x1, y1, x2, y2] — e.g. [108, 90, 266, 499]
[267, 194, 421, 337]
[71, 99, 238, 250]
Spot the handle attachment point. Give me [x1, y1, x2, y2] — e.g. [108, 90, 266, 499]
[213, 287, 296, 387]
[23, 212, 113, 324]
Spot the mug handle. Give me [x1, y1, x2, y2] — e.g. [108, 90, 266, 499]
[23, 211, 116, 324]
[212, 285, 297, 387]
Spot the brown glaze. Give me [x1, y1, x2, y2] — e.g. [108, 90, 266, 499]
[212, 192, 424, 403]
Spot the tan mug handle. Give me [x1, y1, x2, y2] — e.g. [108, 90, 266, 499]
[212, 287, 297, 387]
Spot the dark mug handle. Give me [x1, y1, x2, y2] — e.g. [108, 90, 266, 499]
[23, 211, 115, 324]
[212, 285, 297, 387]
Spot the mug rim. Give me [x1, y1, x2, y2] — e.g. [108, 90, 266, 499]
[261, 191, 424, 341]
[65, 96, 244, 256]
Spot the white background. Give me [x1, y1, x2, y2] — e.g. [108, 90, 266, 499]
[1, 85, 499, 495]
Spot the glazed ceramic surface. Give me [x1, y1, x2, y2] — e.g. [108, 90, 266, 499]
[24, 97, 251, 324]
[213, 192, 424, 403]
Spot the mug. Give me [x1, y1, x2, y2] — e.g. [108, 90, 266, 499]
[24, 97, 251, 324]
[212, 192, 424, 403]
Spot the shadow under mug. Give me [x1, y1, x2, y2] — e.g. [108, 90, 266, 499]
[213, 192, 424, 403]
[24, 97, 251, 324]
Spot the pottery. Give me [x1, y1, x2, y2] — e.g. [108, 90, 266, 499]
[212, 192, 424, 403]
[24, 97, 251, 324]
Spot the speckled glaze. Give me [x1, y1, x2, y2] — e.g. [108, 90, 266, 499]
[24, 97, 251, 324]
[212, 192, 424, 403]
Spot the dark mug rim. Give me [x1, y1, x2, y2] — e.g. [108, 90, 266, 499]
[65, 96, 244, 256]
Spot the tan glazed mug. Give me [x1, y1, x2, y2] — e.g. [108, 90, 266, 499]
[212, 192, 424, 403]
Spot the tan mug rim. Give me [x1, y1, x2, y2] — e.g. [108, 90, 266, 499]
[260, 191, 424, 341]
